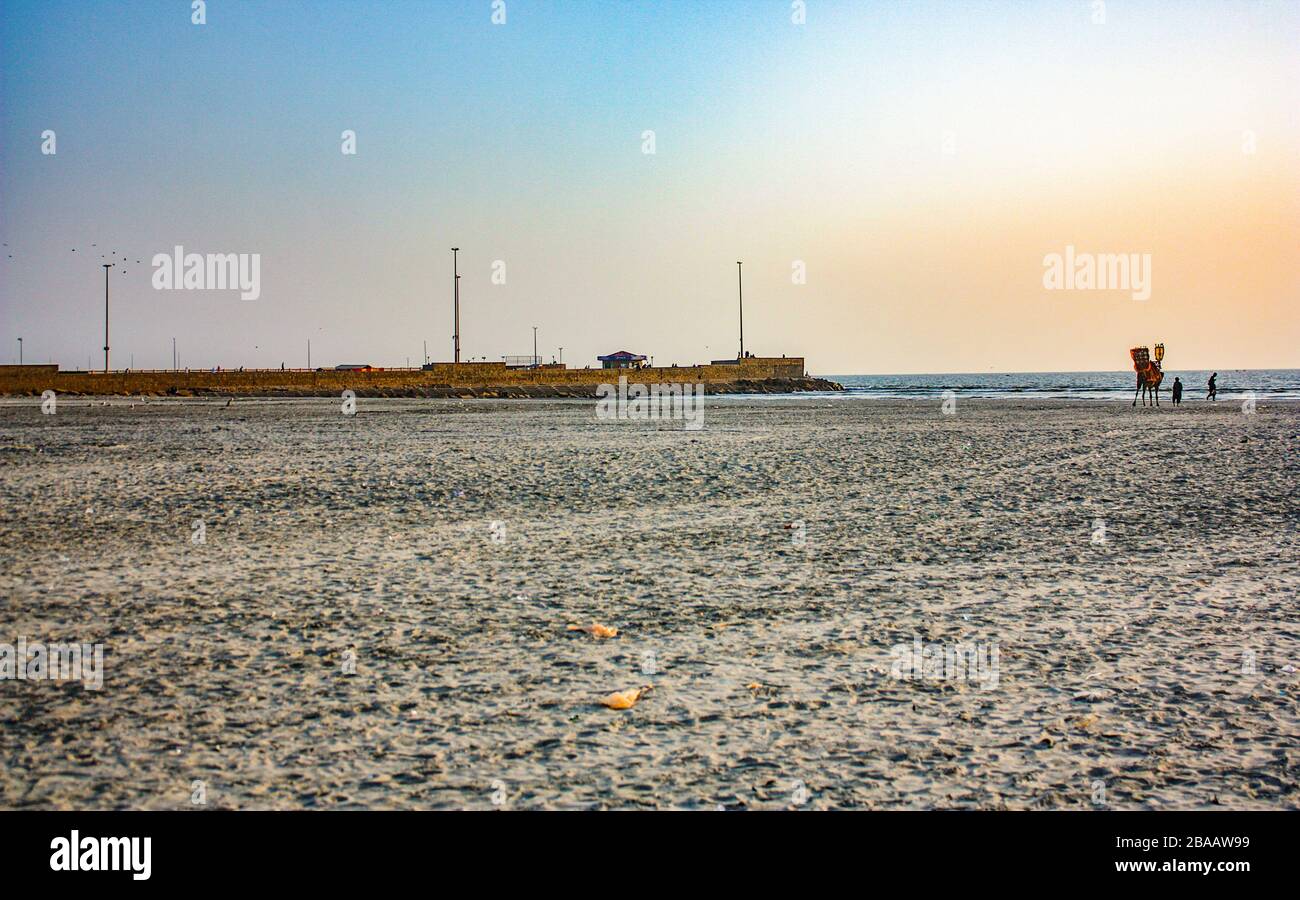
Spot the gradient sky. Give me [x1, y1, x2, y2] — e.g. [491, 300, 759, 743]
[1, 0, 1297, 374]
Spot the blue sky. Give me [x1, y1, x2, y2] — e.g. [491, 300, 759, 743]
[2, 0, 1297, 372]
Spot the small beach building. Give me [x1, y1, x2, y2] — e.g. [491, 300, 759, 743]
[598, 350, 647, 370]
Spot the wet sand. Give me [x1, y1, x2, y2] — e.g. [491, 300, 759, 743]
[0, 397, 1296, 809]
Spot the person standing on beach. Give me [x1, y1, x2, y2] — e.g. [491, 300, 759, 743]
[1207, 372, 1217, 401]
[1172, 377, 1183, 406]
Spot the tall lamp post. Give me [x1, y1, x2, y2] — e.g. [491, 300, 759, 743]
[16, 337, 21, 365]
[451, 247, 461, 364]
[736, 261, 744, 360]
[532, 326, 538, 369]
[102, 264, 113, 373]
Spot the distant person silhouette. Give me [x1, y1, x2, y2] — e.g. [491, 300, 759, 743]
[1171, 377, 1183, 406]
[1207, 372, 1217, 401]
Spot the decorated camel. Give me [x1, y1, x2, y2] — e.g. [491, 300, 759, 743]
[1130, 343, 1165, 407]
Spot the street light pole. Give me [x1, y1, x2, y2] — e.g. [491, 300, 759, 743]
[559, 347, 563, 366]
[16, 337, 21, 365]
[736, 261, 744, 360]
[532, 326, 538, 368]
[451, 247, 460, 364]
[102, 264, 113, 373]
[173, 337, 177, 372]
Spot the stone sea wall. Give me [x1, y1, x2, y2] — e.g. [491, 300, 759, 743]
[0, 359, 842, 398]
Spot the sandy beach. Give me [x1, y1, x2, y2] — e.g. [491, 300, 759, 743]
[0, 396, 1296, 810]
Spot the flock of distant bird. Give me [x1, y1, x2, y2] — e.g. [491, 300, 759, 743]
[1, 242, 142, 273]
